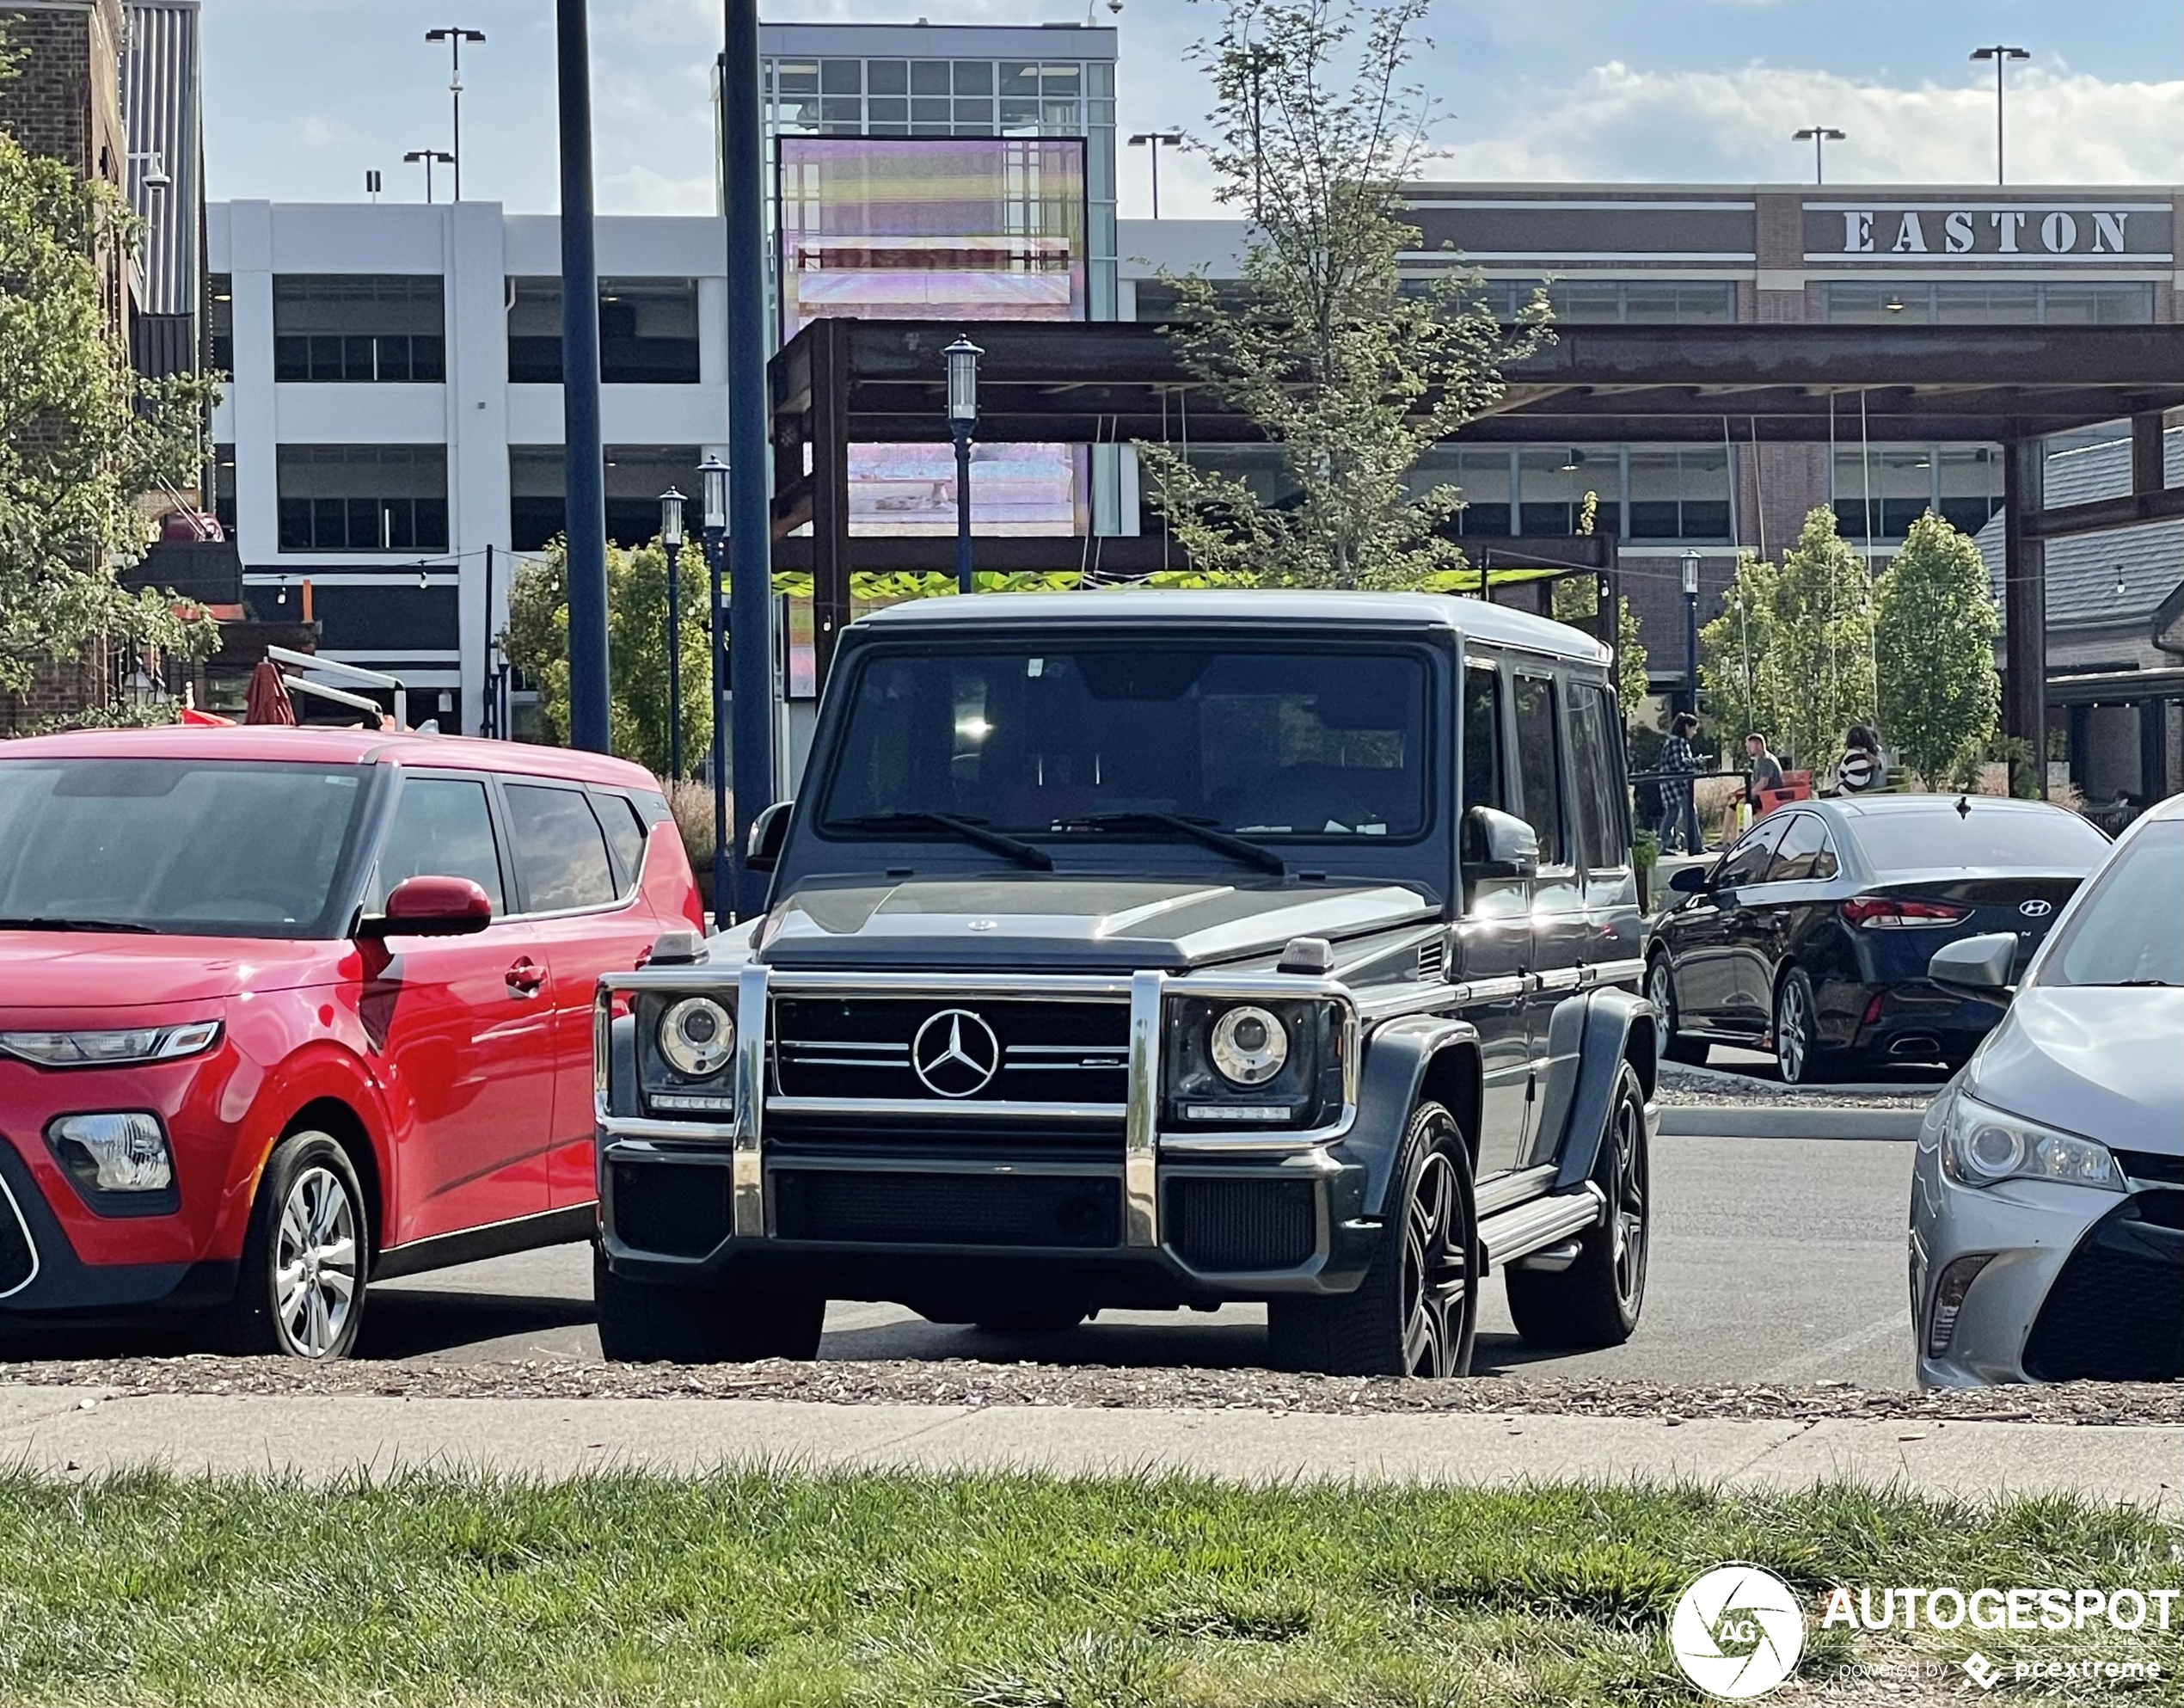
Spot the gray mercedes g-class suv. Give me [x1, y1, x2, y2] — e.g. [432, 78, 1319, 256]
[593, 591, 1656, 1376]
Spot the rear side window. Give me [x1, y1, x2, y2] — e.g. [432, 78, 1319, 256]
[1716, 817, 1788, 888]
[596, 792, 648, 891]
[1767, 813, 1837, 883]
[505, 783, 617, 912]
[1511, 674, 1565, 867]
[1567, 682, 1625, 872]
[373, 776, 504, 912]
[1461, 666, 1506, 814]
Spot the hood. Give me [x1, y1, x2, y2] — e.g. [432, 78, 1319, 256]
[757, 875, 1438, 972]
[0, 932, 341, 1020]
[1968, 986, 2184, 1155]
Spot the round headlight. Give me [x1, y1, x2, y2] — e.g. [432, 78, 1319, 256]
[1962, 1120, 2028, 1179]
[1209, 1005, 1289, 1086]
[659, 996, 734, 1078]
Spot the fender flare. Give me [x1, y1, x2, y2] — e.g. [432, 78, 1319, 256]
[1344, 1014, 1482, 1220]
[1537, 986, 1656, 1192]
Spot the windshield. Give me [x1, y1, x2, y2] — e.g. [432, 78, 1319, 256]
[1844, 805, 2108, 873]
[820, 643, 1432, 842]
[2036, 820, 2182, 988]
[0, 759, 371, 938]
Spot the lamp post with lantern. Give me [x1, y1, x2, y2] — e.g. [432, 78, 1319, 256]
[945, 335, 982, 595]
[1682, 550, 1702, 719]
[697, 456, 732, 919]
[659, 486, 686, 780]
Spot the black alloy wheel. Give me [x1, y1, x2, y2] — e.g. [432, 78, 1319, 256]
[1772, 966, 1835, 1085]
[1267, 1101, 1478, 1378]
[593, 1246, 825, 1363]
[1506, 1060, 1651, 1348]
[1647, 952, 1709, 1066]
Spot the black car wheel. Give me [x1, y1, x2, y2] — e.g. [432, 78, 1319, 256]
[1772, 966, 1837, 1085]
[594, 1246, 825, 1363]
[1506, 1060, 1650, 1348]
[1647, 952, 1710, 1066]
[212, 1131, 369, 1360]
[1267, 1101, 1478, 1378]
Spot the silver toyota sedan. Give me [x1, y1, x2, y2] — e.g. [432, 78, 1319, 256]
[1910, 792, 2182, 1387]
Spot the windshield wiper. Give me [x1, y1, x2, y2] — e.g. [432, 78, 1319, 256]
[0, 915, 156, 934]
[1057, 812, 1288, 876]
[830, 812, 1053, 871]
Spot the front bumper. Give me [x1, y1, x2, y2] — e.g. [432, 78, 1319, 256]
[0, 1138, 237, 1318]
[1911, 1118, 2181, 1385]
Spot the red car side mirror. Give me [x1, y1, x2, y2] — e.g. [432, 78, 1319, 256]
[359, 875, 494, 938]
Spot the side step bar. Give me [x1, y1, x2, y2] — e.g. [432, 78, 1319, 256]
[1477, 1182, 1604, 1274]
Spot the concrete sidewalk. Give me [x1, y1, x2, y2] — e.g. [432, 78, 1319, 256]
[3, 1388, 2175, 1511]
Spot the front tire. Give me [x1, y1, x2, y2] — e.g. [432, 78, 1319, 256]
[1648, 954, 1709, 1066]
[1267, 1101, 1478, 1378]
[1506, 1061, 1650, 1349]
[1772, 966, 1837, 1085]
[593, 1247, 825, 1363]
[212, 1132, 368, 1360]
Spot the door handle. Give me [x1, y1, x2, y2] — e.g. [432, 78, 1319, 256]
[506, 956, 546, 998]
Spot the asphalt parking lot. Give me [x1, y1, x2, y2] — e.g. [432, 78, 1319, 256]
[358, 1129, 1919, 1389]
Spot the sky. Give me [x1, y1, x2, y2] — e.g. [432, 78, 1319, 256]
[201, 0, 2184, 218]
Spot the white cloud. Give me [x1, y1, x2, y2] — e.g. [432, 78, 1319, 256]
[599, 163, 716, 215]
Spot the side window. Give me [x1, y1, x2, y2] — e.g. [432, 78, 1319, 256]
[371, 776, 504, 912]
[1461, 665, 1506, 814]
[1768, 813, 1835, 882]
[1567, 682, 1626, 872]
[1511, 674, 1566, 868]
[505, 783, 617, 912]
[595, 791, 647, 893]
[1715, 817, 1789, 888]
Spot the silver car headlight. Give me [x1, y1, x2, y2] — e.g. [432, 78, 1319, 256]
[1942, 1092, 2125, 1192]
[1208, 1005, 1289, 1087]
[658, 996, 735, 1079]
[0, 1021, 221, 1069]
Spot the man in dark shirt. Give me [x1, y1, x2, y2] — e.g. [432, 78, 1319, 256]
[1745, 733, 1785, 808]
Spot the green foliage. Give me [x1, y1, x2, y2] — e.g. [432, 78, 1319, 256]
[1550, 573, 1649, 711]
[0, 126, 218, 704]
[501, 538, 713, 774]
[1701, 509, 1876, 770]
[1874, 510, 2000, 788]
[1136, 0, 1549, 589]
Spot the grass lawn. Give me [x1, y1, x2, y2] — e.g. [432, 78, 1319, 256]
[0, 1469, 2172, 1706]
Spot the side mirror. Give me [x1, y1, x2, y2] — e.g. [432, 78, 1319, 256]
[359, 875, 494, 938]
[1929, 931, 2017, 996]
[745, 800, 793, 873]
[1464, 805, 1538, 881]
[1669, 863, 1711, 894]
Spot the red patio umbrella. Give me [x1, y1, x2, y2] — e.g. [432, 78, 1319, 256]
[242, 659, 297, 726]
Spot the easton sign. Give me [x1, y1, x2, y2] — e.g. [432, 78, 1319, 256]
[1805, 201, 2172, 262]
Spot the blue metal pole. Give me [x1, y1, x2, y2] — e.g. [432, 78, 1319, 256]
[707, 528, 731, 919]
[954, 423, 973, 595]
[665, 537, 683, 779]
[722, 0, 774, 920]
[555, 0, 610, 753]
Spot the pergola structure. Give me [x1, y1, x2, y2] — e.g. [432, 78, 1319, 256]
[769, 316, 2184, 742]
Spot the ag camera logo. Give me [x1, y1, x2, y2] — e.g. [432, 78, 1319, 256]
[1671, 1565, 1807, 1699]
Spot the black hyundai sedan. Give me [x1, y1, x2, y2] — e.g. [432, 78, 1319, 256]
[1645, 796, 2110, 1084]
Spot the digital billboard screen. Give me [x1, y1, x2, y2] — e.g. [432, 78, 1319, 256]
[778, 137, 1087, 536]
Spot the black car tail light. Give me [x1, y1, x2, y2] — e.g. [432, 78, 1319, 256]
[1842, 895, 1972, 930]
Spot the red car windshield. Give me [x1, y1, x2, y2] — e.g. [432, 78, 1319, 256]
[0, 759, 372, 938]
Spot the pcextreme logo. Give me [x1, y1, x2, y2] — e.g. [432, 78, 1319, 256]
[1670, 1565, 1807, 1700]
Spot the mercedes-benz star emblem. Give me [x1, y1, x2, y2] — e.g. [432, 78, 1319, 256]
[2019, 898, 2052, 919]
[911, 1008, 1002, 1098]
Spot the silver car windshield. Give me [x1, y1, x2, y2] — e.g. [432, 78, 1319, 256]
[2035, 820, 2182, 988]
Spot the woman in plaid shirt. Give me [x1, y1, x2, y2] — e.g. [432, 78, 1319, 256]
[1659, 712, 1702, 853]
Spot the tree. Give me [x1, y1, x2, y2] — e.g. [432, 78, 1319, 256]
[1136, 0, 1548, 588]
[503, 538, 712, 775]
[1550, 571, 1648, 711]
[0, 114, 217, 711]
[1700, 508, 1874, 771]
[1874, 510, 1999, 787]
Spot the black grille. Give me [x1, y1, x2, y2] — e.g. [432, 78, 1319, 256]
[0, 1182, 33, 1295]
[768, 1115, 1124, 1164]
[610, 1160, 732, 1258]
[2118, 1150, 2184, 1188]
[772, 996, 1127, 1103]
[2022, 1194, 2183, 1383]
[1166, 1177, 1317, 1271]
[774, 1170, 1120, 1248]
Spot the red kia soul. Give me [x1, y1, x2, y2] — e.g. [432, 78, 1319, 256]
[0, 726, 702, 1358]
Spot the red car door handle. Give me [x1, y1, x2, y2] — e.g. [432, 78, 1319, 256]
[506, 957, 546, 997]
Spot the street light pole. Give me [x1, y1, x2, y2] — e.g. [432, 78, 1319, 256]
[1969, 45, 2030, 186]
[555, 0, 610, 754]
[945, 335, 982, 596]
[424, 27, 486, 200]
[659, 486, 686, 781]
[698, 458, 731, 919]
[1126, 132, 1183, 218]
[1791, 125, 1845, 186]
[1682, 550, 1702, 719]
[402, 149, 455, 204]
